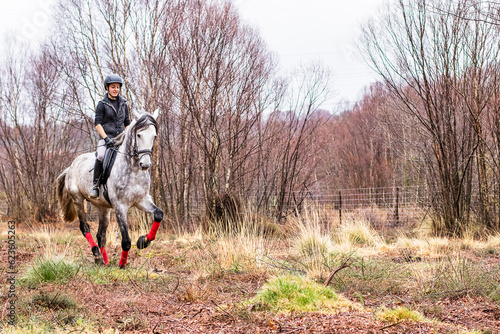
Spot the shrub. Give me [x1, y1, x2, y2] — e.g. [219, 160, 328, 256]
[20, 256, 78, 287]
[376, 306, 426, 323]
[250, 274, 357, 313]
[419, 255, 500, 299]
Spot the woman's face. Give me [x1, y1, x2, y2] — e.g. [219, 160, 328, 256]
[108, 83, 121, 99]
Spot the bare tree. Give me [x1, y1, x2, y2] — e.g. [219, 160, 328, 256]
[0, 41, 87, 221]
[166, 0, 275, 222]
[360, 0, 500, 234]
[257, 62, 332, 221]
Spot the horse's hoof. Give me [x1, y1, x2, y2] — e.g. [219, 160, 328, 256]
[136, 235, 151, 249]
[91, 246, 105, 265]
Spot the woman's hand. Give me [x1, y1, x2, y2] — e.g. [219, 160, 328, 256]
[104, 137, 115, 148]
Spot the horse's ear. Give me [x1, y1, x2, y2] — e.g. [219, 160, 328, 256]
[133, 109, 142, 120]
[152, 108, 159, 120]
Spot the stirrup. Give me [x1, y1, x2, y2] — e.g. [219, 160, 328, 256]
[89, 186, 99, 199]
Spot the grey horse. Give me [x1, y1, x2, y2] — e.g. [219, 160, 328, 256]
[56, 110, 163, 268]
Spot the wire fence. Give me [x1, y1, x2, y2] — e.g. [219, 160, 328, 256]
[299, 186, 431, 230]
[0, 186, 432, 228]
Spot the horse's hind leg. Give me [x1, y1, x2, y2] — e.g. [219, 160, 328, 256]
[73, 195, 104, 265]
[96, 208, 111, 265]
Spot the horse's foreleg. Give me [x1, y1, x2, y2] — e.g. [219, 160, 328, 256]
[135, 196, 163, 249]
[115, 206, 131, 268]
[74, 197, 103, 265]
[96, 208, 111, 265]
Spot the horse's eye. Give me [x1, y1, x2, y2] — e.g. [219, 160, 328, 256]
[137, 134, 141, 138]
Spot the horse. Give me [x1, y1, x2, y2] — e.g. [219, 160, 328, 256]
[56, 109, 163, 268]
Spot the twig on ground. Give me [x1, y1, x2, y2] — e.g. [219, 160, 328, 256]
[324, 257, 353, 287]
[69, 265, 81, 280]
[389, 294, 407, 303]
[49, 308, 64, 327]
[157, 271, 180, 293]
[424, 288, 470, 298]
[127, 274, 144, 294]
[190, 308, 204, 319]
[259, 255, 306, 274]
[379, 321, 403, 330]
[48, 291, 61, 308]
[211, 300, 235, 321]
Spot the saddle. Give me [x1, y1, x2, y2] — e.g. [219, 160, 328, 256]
[100, 147, 118, 204]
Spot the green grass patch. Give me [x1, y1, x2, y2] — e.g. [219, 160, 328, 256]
[376, 306, 426, 323]
[5, 293, 91, 334]
[19, 256, 79, 287]
[250, 274, 357, 314]
[3, 315, 117, 334]
[83, 263, 160, 284]
[2, 318, 56, 334]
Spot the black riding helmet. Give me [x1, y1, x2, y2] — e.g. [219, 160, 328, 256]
[104, 74, 123, 90]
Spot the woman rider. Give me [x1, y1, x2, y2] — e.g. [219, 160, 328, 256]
[90, 74, 131, 198]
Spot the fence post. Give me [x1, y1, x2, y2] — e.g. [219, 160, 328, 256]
[339, 191, 342, 225]
[394, 186, 400, 225]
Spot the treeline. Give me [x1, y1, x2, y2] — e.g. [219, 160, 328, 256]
[1, 0, 499, 236]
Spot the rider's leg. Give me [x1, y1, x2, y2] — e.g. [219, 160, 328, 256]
[90, 139, 106, 199]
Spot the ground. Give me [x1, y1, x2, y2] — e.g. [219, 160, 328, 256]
[0, 218, 499, 333]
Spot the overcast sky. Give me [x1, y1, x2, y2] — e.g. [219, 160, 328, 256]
[0, 0, 386, 110]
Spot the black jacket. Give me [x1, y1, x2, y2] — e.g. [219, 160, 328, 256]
[94, 95, 131, 138]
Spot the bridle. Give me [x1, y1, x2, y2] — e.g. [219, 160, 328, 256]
[121, 115, 158, 160]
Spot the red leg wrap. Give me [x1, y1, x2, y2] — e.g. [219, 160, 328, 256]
[146, 221, 161, 241]
[119, 250, 129, 268]
[100, 247, 109, 265]
[84, 232, 98, 249]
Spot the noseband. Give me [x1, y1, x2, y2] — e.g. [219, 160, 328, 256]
[133, 140, 154, 159]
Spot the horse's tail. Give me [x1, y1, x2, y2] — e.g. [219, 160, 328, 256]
[56, 168, 77, 222]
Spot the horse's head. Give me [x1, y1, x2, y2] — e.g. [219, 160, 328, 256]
[131, 109, 159, 170]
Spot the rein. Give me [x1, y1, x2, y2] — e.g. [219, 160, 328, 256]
[112, 140, 154, 159]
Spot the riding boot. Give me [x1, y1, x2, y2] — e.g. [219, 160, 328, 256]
[89, 159, 103, 199]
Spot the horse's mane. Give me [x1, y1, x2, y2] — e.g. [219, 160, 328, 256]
[112, 113, 158, 147]
[133, 113, 158, 134]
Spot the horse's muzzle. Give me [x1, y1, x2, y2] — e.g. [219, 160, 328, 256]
[139, 161, 151, 170]
[139, 155, 152, 170]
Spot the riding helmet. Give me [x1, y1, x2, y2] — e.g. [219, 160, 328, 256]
[104, 74, 123, 90]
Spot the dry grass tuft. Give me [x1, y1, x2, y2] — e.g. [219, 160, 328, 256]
[334, 216, 383, 247]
